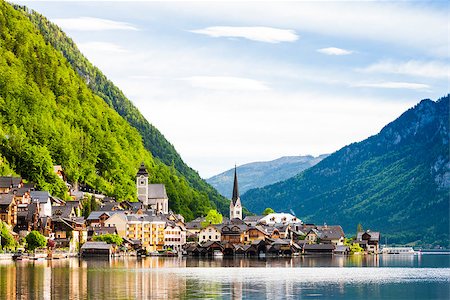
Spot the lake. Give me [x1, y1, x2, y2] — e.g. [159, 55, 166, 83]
[1, 254, 449, 299]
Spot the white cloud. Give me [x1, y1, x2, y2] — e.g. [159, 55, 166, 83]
[353, 82, 430, 90]
[174, 2, 448, 58]
[359, 60, 449, 79]
[52, 17, 138, 31]
[181, 76, 270, 91]
[77, 42, 128, 53]
[189, 26, 298, 43]
[317, 47, 353, 56]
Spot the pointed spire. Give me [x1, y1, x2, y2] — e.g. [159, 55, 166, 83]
[137, 162, 148, 176]
[232, 165, 239, 204]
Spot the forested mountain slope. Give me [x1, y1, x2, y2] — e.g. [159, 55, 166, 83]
[243, 97, 449, 246]
[13, 4, 230, 214]
[0, 1, 217, 220]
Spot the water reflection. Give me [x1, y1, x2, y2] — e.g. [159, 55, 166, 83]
[0, 255, 449, 299]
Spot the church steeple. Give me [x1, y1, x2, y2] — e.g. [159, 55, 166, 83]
[232, 165, 240, 205]
[136, 162, 149, 206]
[230, 165, 242, 220]
[137, 162, 149, 176]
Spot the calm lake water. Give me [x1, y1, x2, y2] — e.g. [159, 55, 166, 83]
[1, 254, 449, 299]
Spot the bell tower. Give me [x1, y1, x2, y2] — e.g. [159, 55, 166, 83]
[229, 166, 242, 220]
[136, 162, 149, 207]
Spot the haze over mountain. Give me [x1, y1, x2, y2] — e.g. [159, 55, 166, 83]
[207, 155, 327, 199]
[0, 2, 230, 220]
[242, 96, 449, 246]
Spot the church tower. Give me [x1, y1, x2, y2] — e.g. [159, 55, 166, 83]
[229, 166, 242, 220]
[136, 162, 149, 207]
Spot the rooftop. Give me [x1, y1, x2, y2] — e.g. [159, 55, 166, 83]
[148, 184, 168, 199]
[81, 241, 113, 250]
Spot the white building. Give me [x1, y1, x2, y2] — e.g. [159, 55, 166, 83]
[164, 223, 186, 253]
[258, 213, 301, 226]
[30, 191, 52, 217]
[136, 163, 169, 214]
[198, 224, 222, 244]
[229, 167, 242, 220]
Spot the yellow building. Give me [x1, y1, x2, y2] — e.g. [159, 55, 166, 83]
[0, 194, 17, 226]
[126, 214, 165, 252]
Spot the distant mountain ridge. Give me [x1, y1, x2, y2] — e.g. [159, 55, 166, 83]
[242, 96, 449, 246]
[207, 155, 327, 198]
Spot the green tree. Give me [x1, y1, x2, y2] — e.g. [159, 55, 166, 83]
[349, 243, 364, 254]
[262, 207, 275, 216]
[357, 223, 363, 233]
[0, 221, 16, 250]
[201, 209, 223, 227]
[25, 231, 47, 252]
[82, 197, 91, 219]
[90, 195, 97, 212]
[92, 234, 123, 246]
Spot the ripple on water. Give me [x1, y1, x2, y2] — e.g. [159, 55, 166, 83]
[149, 267, 450, 284]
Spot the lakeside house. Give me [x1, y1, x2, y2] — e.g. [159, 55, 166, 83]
[81, 241, 113, 257]
[356, 230, 381, 254]
[0, 166, 380, 257]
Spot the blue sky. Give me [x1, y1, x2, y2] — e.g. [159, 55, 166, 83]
[14, 1, 450, 177]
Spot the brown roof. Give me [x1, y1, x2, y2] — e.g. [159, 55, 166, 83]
[357, 231, 380, 242]
[303, 244, 335, 250]
[317, 225, 345, 240]
[81, 241, 112, 250]
[0, 177, 21, 188]
[0, 193, 14, 205]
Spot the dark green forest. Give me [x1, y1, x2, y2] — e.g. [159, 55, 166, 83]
[12, 4, 230, 215]
[0, 1, 219, 220]
[243, 97, 449, 247]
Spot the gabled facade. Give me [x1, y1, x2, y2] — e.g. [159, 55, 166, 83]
[357, 230, 380, 254]
[164, 223, 186, 252]
[246, 226, 269, 244]
[221, 225, 246, 244]
[199, 224, 221, 244]
[30, 191, 52, 217]
[104, 212, 128, 237]
[0, 193, 17, 226]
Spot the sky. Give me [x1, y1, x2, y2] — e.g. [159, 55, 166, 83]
[13, 1, 450, 178]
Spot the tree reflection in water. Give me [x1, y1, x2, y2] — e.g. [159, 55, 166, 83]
[0, 255, 448, 299]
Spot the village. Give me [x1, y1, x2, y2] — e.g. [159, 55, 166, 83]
[0, 163, 381, 259]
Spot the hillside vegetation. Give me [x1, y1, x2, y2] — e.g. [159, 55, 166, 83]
[13, 4, 230, 214]
[0, 1, 216, 220]
[243, 97, 449, 246]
